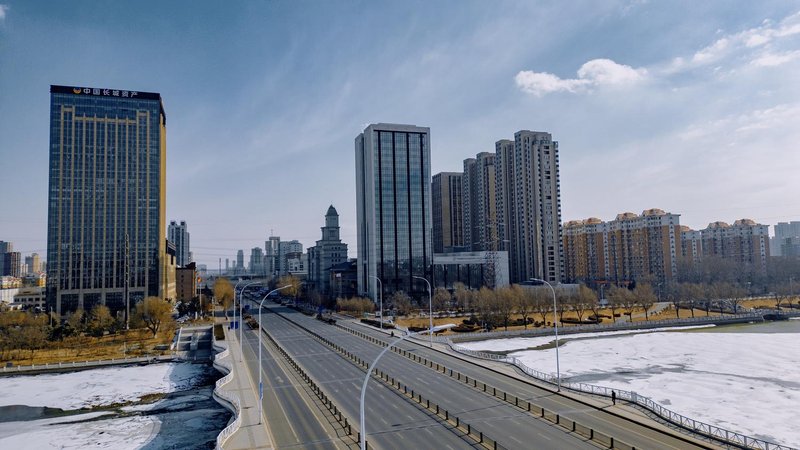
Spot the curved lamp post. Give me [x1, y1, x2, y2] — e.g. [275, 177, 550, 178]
[239, 281, 263, 361]
[257, 285, 291, 424]
[232, 278, 244, 323]
[359, 323, 455, 450]
[531, 278, 560, 392]
[369, 275, 383, 330]
[411, 276, 434, 348]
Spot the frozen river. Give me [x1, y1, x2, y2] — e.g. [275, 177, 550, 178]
[0, 362, 230, 449]
[459, 319, 800, 447]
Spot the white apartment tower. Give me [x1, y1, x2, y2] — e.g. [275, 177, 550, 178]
[495, 131, 563, 284]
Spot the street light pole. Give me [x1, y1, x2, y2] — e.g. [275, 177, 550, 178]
[369, 276, 383, 330]
[257, 285, 291, 425]
[359, 324, 455, 450]
[412, 276, 433, 348]
[239, 281, 263, 361]
[531, 277, 560, 392]
[233, 279, 244, 322]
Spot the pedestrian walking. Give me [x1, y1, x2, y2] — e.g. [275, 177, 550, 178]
[611, 391, 616, 405]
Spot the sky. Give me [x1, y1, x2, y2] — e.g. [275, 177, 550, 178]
[2, 1, 800, 269]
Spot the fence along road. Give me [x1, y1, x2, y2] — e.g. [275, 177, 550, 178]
[260, 304, 672, 450]
[252, 304, 480, 450]
[277, 306, 720, 450]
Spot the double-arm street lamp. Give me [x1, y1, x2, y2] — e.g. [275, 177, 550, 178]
[369, 275, 383, 330]
[412, 276, 434, 348]
[359, 324, 455, 450]
[239, 281, 263, 361]
[531, 277, 561, 392]
[257, 285, 291, 424]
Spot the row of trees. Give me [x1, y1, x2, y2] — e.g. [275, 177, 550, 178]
[0, 297, 175, 362]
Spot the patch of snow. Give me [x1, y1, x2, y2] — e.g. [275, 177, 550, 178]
[0, 413, 157, 449]
[0, 362, 208, 410]
[462, 329, 800, 447]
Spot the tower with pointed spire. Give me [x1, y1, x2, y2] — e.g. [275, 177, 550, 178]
[307, 205, 349, 298]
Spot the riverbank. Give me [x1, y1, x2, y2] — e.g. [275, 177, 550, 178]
[0, 362, 230, 449]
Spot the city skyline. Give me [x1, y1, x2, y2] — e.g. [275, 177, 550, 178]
[2, 1, 800, 269]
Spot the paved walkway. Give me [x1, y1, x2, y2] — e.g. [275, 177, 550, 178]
[217, 324, 276, 450]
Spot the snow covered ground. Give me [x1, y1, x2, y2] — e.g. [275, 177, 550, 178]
[0, 362, 228, 449]
[459, 322, 800, 447]
[0, 362, 208, 410]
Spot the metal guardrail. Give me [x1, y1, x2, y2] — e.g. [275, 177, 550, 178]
[447, 340, 796, 450]
[211, 341, 243, 450]
[0, 355, 173, 374]
[447, 312, 767, 343]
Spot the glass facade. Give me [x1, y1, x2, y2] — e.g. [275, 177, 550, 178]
[46, 86, 166, 315]
[356, 124, 432, 300]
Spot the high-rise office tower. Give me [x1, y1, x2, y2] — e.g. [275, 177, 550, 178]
[236, 250, 244, 273]
[463, 152, 497, 252]
[495, 131, 563, 283]
[265, 235, 280, 276]
[46, 85, 167, 316]
[249, 247, 264, 275]
[432, 172, 464, 253]
[355, 123, 432, 299]
[24, 253, 41, 273]
[168, 220, 191, 267]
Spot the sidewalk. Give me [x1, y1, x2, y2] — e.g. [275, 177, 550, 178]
[215, 324, 275, 450]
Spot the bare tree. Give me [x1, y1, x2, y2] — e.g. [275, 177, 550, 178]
[495, 286, 517, 330]
[575, 284, 597, 322]
[391, 291, 412, 316]
[607, 285, 631, 323]
[475, 287, 499, 330]
[633, 283, 657, 320]
[433, 287, 451, 312]
[532, 289, 552, 325]
[453, 282, 472, 313]
[278, 274, 303, 300]
[516, 285, 535, 329]
[213, 278, 235, 317]
[133, 297, 175, 337]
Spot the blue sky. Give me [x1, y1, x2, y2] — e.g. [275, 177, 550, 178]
[2, 1, 800, 269]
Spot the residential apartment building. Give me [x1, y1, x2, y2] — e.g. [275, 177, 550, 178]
[771, 221, 800, 257]
[680, 226, 703, 263]
[175, 262, 197, 303]
[46, 85, 167, 316]
[463, 152, 497, 252]
[431, 172, 464, 253]
[699, 219, 770, 272]
[563, 209, 681, 284]
[495, 131, 563, 284]
[355, 123, 432, 300]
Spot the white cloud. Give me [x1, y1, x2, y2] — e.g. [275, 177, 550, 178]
[515, 58, 645, 96]
[687, 11, 800, 69]
[750, 50, 800, 67]
[0, 4, 8, 21]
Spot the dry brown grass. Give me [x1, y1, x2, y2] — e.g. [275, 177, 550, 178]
[2, 329, 174, 366]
